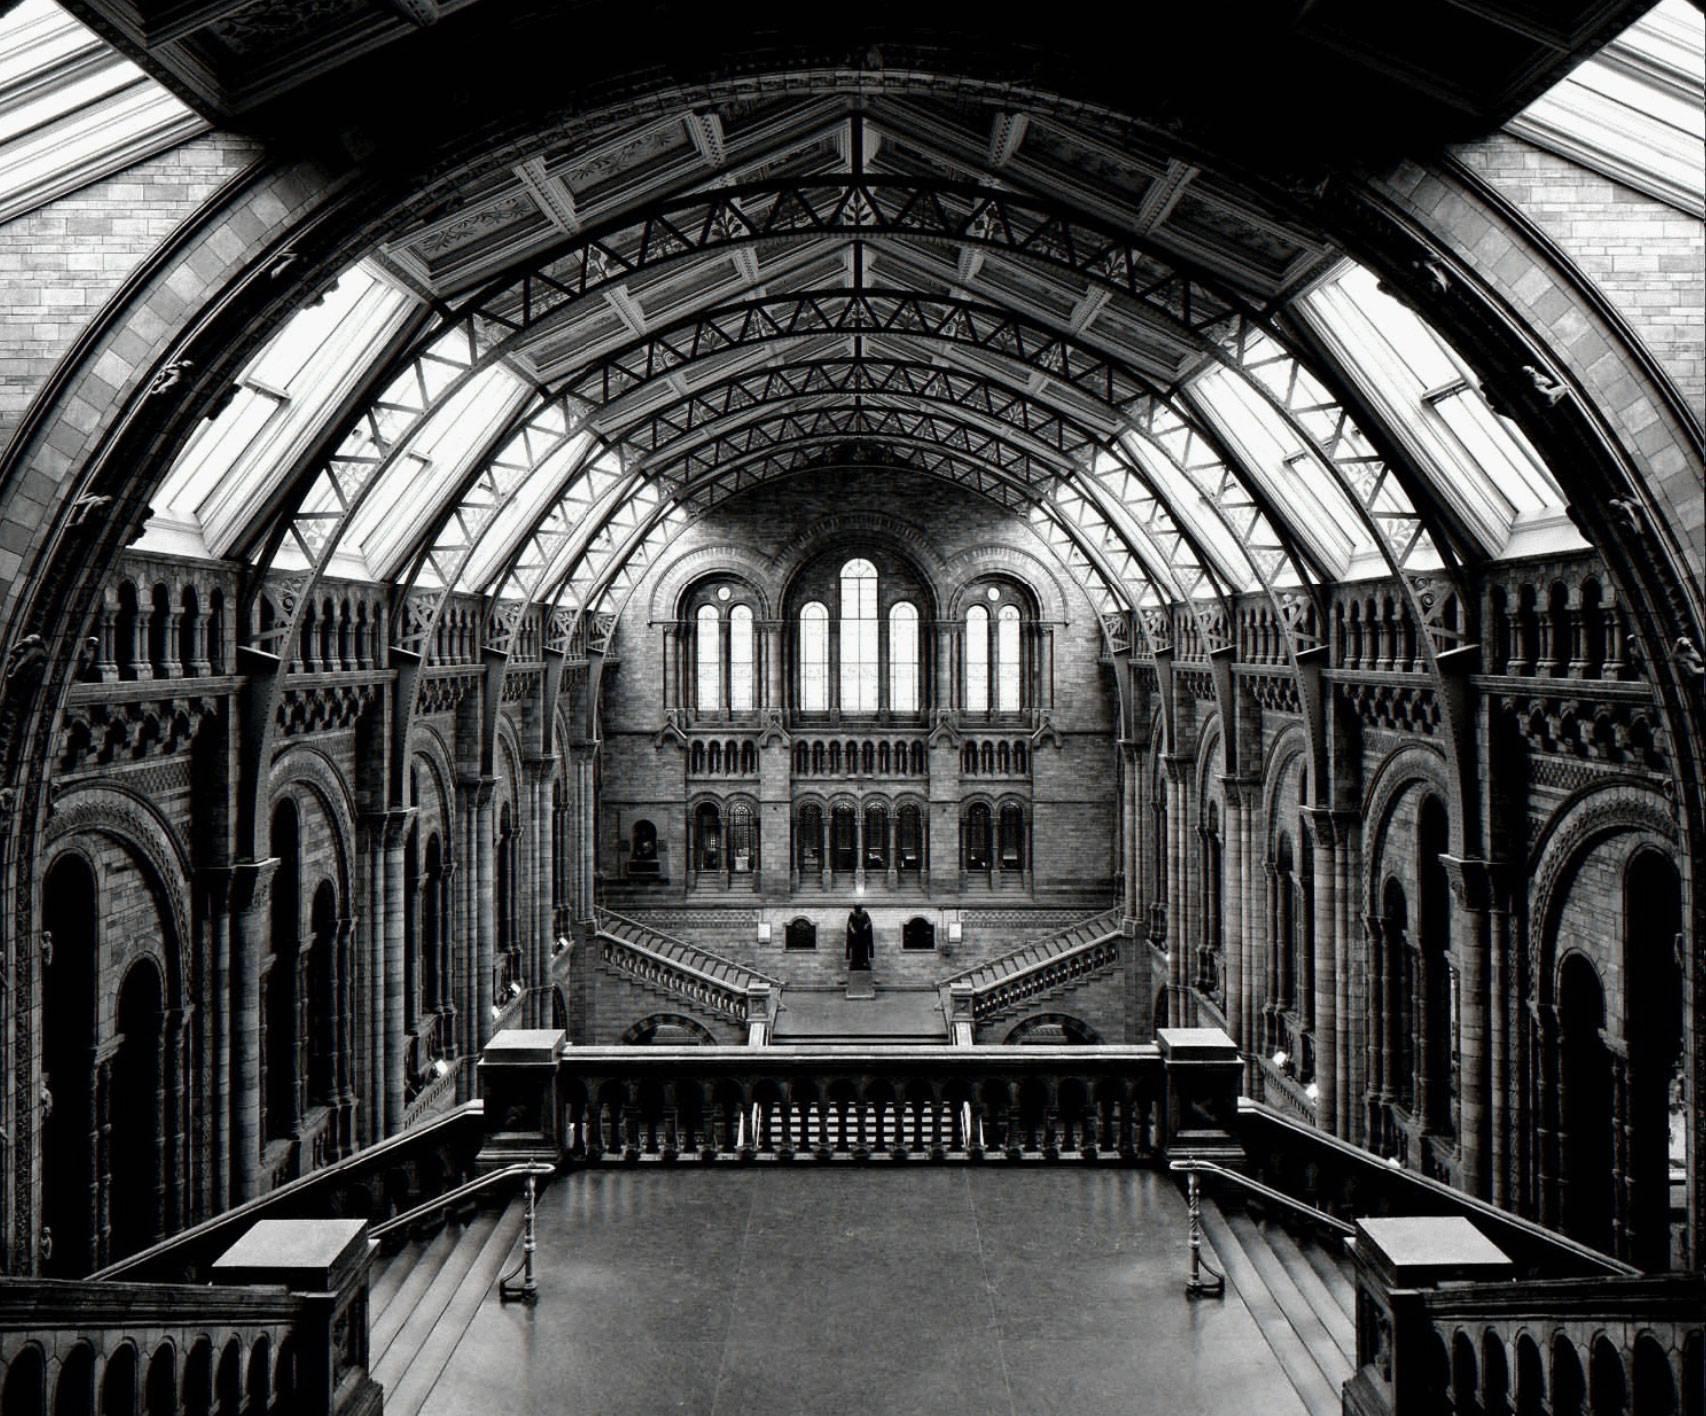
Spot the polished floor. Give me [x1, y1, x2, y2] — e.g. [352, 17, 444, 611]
[419, 1167, 1309, 1415]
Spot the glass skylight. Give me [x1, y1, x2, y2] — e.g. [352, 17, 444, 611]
[1301, 262, 1582, 559]
[139, 265, 415, 559]
[1507, 0, 1705, 215]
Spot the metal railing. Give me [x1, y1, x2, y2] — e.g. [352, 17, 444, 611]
[1169, 1157, 1354, 1301]
[370, 1161, 556, 1306]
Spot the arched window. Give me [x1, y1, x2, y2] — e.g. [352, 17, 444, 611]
[797, 803, 822, 874]
[729, 802, 757, 874]
[965, 802, 992, 871]
[965, 604, 989, 712]
[897, 803, 924, 875]
[800, 601, 829, 711]
[694, 802, 722, 871]
[831, 804, 857, 874]
[840, 558, 879, 712]
[729, 604, 754, 712]
[889, 601, 919, 713]
[864, 802, 889, 869]
[998, 802, 1025, 870]
[696, 604, 721, 712]
[997, 604, 1021, 711]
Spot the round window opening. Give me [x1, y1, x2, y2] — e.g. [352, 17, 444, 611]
[716, 586, 732, 601]
[985, 586, 1000, 601]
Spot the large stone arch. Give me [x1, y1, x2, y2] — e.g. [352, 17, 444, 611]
[265, 746, 357, 910]
[1360, 741, 1454, 912]
[645, 544, 781, 625]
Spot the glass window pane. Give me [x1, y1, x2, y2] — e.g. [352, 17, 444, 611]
[696, 605, 720, 712]
[889, 601, 919, 713]
[965, 604, 989, 713]
[997, 605, 1021, 712]
[840, 559, 878, 713]
[729, 605, 754, 712]
[800, 602, 829, 711]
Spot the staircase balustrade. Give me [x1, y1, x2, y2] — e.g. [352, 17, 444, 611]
[941, 907, 1124, 1022]
[595, 908, 779, 1024]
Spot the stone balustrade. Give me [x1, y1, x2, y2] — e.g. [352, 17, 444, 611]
[594, 909, 779, 1024]
[942, 907, 1123, 1021]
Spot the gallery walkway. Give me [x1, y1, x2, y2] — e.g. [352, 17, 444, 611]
[396, 1167, 1323, 1416]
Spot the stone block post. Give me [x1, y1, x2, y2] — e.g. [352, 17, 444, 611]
[476, 1028, 567, 1172]
[1157, 1026, 1244, 1165]
[212, 1218, 379, 1416]
[1343, 1216, 1512, 1416]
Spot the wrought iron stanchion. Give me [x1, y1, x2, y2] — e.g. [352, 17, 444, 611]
[498, 1174, 540, 1304]
[1182, 1168, 1225, 1300]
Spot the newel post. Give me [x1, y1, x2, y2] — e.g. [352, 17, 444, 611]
[211, 1218, 377, 1416]
[1342, 1217, 1512, 1416]
[476, 1028, 567, 1172]
[1157, 1027, 1244, 1165]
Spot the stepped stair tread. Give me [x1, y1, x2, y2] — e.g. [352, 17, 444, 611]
[369, 1223, 462, 1361]
[371, 1208, 501, 1392]
[1257, 1223, 1357, 1365]
[1295, 1231, 1359, 1323]
[1197, 1200, 1345, 1416]
[1223, 1210, 1353, 1389]
[368, 1238, 425, 1315]
[381, 1199, 528, 1416]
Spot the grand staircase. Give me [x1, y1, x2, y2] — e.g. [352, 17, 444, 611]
[940, 907, 1123, 1022]
[1196, 1196, 1357, 1416]
[366, 1198, 527, 1416]
[594, 909, 780, 1026]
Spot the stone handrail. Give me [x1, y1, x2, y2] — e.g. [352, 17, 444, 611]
[942, 907, 1123, 1020]
[95, 1100, 485, 1285]
[559, 1043, 1165, 1162]
[595, 908, 780, 1023]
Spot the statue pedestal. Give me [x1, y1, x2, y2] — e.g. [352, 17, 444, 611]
[845, 972, 876, 1000]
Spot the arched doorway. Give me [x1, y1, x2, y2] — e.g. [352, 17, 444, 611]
[1558, 952, 1613, 1253]
[1625, 849, 1683, 1269]
[111, 957, 166, 1260]
[42, 852, 98, 1276]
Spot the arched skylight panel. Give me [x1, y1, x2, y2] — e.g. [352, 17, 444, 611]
[1186, 366, 1369, 578]
[1301, 262, 1580, 559]
[800, 602, 829, 711]
[889, 602, 919, 713]
[1507, 0, 1705, 215]
[447, 431, 599, 593]
[729, 605, 755, 712]
[495, 454, 638, 601]
[139, 266, 412, 559]
[333, 365, 531, 581]
[1100, 444, 1257, 593]
[839, 558, 879, 713]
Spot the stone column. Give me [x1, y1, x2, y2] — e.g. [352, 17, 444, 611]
[364, 819, 385, 1147]
[335, 918, 357, 1159]
[854, 799, 865, 892]
[1218, 781, 1245, 1054]
[526, 758, 556, 1027]
[934, 622, 955, 711]
[474, 777, 498, 1053]
[227, 858, 277, 1204]
[1335, 816, 1358, 1143]
[661, 624, 679, 713]
[1120, 742, 1141, 923]
[382, 808, 414, 1137]
[1365, 915, 1386, 1146]
[1442, 855, 1496, 1201]
[201, 869, 233, 1213]
[1304, 807, 1338, 1137]
[1162, 755, 1191, 1026]
[763, 623, 784, 710]
[1488, 887, 1513, 1209]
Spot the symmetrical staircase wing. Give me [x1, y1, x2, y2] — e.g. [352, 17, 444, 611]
[941, 907, 1123, 1021]
[594, 908, 781, 1024]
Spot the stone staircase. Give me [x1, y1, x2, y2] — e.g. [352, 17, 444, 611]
[595, 908, 780, 1025]
[1196, 1197, 1356, 1416]
[941, 907, 1123, 1021]
[366, 1198, 527, 1416]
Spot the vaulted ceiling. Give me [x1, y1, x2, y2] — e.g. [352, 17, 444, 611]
[81, 0, 1655, 666]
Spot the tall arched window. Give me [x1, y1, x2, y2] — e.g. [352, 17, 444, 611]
[800, 601, 829, 711]
[889, 601, 919, 713]
[696, 604, 721, 712]
[840, 558, 878, 712]
[996, 604, 1021, 711]
[729, 604, 754, 712]
[965, 604, 989, 712]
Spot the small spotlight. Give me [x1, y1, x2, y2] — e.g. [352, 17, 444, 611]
[1272, 1050, 1288, 1069]
[490, 1004, 502, 1019]
[1305, 1082, 1320, 1101]
[432, 1057, 450, 1078]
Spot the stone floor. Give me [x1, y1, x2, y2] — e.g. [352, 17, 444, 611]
[769, 987, 947, 1041]
[419, 1167, 1310, 1415]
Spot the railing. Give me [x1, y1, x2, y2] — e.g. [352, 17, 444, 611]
[0, 1279, 311, 1416]
[595, 908, 779, 1024]
[1169, 1157, 1355, 1301]
[560, 1044, 1164, 1163]
[1236, 1100, 1634, 1281]
[96, 1101, 486, 1285]
[942, 907, 1123, 1021]
[1384, 1274, 1704, 1416]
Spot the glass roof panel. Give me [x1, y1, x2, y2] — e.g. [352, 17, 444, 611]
[138, 265, 414, 559]
[1185, 367, 1367, 577]
[451, 432, 605, 593]
[1110, 440, 1256, 593]
[1300, 261, 1583, 559]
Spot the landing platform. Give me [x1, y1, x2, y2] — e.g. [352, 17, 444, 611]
[769, 986, 946, 1044]
[420, 1168, 1310, 1416]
